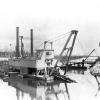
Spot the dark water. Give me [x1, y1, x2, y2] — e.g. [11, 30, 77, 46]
[0, 73, 100, 100]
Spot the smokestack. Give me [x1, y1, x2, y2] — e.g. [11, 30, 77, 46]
[30, 29, 33, 56]
[16, 27, 20, 57]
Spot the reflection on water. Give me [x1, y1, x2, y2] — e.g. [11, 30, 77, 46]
[7, 78, 71, 100]
[1, 73, 100, 100]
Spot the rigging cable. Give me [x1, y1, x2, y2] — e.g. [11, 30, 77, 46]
[76, 36, 85, 55]
[54, 38, 66, 55]
[37, 31, 70, 49]
[47, 31, 70, 42]
[94, 50, 99, 57]
[52, 32, 71, 54]
[36, 42, 44, 49]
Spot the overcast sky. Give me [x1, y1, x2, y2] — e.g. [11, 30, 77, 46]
[0, 0, 100, 55]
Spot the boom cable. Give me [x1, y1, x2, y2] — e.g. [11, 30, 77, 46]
[47, 31, 70, 42]
[76, 36, 85, 55]
[37, 31, 70, 49]
[94, 50, 99, 57]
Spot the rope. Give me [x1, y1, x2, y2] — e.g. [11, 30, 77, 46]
[53, 34, 68, 54]
[37, 31, 70, 49]
[76, 36, 85, 55]
[94, 50, 99, 57]
[47, 31, 70, 42]
[36, 42, 44, 49]
[52, 34, 68, 42]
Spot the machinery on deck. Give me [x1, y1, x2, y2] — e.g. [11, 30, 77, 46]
[8, 27, 78, 82]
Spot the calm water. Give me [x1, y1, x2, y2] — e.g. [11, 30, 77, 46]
[0, 73, 100, 100]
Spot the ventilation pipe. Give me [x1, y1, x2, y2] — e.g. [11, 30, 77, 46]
[16, 27, 20, 57]
[30, 29, 33, 56]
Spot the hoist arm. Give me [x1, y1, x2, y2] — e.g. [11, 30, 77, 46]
[66, 30, 78, 64]
[54, 30, 78, 67]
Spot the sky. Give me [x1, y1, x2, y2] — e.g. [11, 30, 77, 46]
[0, 0, 100, 55]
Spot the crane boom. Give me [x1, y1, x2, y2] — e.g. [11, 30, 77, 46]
[54, 32, 72, 67]
[66, 30, 78, 65]
[55, 30, 78, 68]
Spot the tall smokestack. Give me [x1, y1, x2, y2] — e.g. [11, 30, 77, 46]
[16, 27, 20, 57]
[30, 29, 33, 56]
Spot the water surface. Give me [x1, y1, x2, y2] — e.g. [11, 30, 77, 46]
[0, 73, 100, 100]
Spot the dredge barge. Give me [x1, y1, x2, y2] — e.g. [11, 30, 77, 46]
[8, 27, 82, 82]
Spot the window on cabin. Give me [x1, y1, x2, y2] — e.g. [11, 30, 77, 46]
[46, 52, 52, 56]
